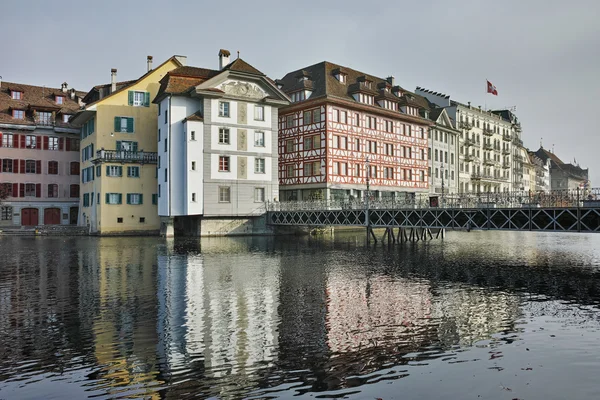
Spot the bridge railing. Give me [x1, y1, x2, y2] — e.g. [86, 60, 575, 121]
[267, 187, 599, 212]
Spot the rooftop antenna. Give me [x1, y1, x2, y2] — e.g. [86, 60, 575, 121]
[552, 144, 555, 153]
[540, 137, 543, 148]
[237, 50, 240, 59]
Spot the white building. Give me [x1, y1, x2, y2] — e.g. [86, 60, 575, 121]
[154, 50, 290, 236]
[425, 106, 460, 195]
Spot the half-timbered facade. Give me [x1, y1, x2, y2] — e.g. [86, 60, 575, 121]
[277, 63, 432, 202]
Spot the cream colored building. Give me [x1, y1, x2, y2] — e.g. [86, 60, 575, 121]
[72, 55, 184, 234]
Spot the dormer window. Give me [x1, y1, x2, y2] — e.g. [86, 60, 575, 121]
[298, 76, 309, 83]
[12, 109, 24, 119]
[63, 114, 71, 123]
[55, 95, 64, 105]
[11, 91, 22, 100]
[336, 73, 347, 84]
[365, 80, 372, 89]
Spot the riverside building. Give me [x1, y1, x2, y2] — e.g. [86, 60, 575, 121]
[276, 62, 431, 203]
[0, 79, 84, 227]
[154, 50, 290, 237]
[72, 55, 184, 234]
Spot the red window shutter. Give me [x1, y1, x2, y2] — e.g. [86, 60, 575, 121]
[20, 135, 26, 148]
[0, 132, 3, 147]
[19, 183, 24, 198]
[36, 160, 41, 174]
[43, 136, 49, 150]
[0, 158, 2, 173]
[36, 183, 41, 198]
[12, 183, 18, 197]
[59, 137, 64, 151]
[13, 159, 18, 173]
[66, 138, 71, 151]
[13, 134, 19, 148]
[20, 159, 25, 174]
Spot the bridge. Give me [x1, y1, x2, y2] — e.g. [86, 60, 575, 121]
[267, 189, 600, 242]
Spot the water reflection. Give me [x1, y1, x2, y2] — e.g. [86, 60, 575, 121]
[0, 232, 600, 399]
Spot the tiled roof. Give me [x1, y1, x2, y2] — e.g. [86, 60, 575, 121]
[223, 58, 264, 76]
[0, 81, 84, 128]
[183, 110, 204, 122]
[278, 61, 428, 120]
[535, 147, 564, 166]
[155, 66, 220, 101]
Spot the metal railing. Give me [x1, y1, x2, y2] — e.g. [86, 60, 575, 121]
[267, 188, 600, 212]
[94, 150, 158, 164]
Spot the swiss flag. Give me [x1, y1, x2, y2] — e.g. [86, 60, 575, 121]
[487, 80, 498, 96]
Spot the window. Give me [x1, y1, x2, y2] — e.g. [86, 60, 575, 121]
[131, 91, 148, 107]
[355, 138, 361, 151]
[219, 186, 231, 203]
[25, 183, 36, 197]
[420, 170, 425, 182]
[164, 138, 167, 152]
[255, 158, 265, 173]
[70, 184, 79, 198]
[139, 217, 145, 223]
[127, 166, 140, 177]
[13, 110, 24, 119]
[254, 187, 265, 202]
[56, 96, 64, 105]
[219, 156, 230, 172]
[191, 161, 196, 171]
[354, 113, 360, 127]
[304, 136, 312, 150]
[164, 168, 168, 182]
[286, 139, 294, 153]
[254, 105, 264, 121]
[1, 206, 13, 220]
[164, 110, 168, 124]
[190, 131, 195, 141]
[106, 165, 123, 177]
[313, 161, 320, 176]
[420, 127, 425, 139]
[219, 101, 230, 117]
[303, 110, 311, 125]
[304, 163, 311, 176]
[340, 111, 347, 124]
[38, 112, 52, 125]
[49, 137, 59, 150]
[83, 193, 89, 207]
[117, 217, 123, 223]
[384, 167, 394, 179]
[25, 160, 36, 174]
[385, 120, 393, 132]
[152, 194, 158, 204]
[421, 149, 425, 160]
[48, 161, 58, 175]
[332, 109, 339, 122]
[191, 193, 196, 202]
[47, 184, 58, 198]
[312, 109, 321, 123]
[106, 193, 122, 204]
[1, 133, 14, 148]
[254, 131, 265, 147]
[115, 117, 134, 133]
[11, 91, 22, 100]
[70, 162, 79, 175]
[286, 164, 295, 177]
[219, 128, 230, 144]
[286, 115, 294, 128]
[26, 135, 37, 149]
[62, 114, 71, 123]
[127, 193, 143, 205]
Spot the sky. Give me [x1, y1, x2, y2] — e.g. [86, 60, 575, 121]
[2, 0, 599, 183]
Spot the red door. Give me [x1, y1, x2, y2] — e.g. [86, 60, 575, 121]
[44, 208, 61, 225]
[21, 208, 39, 226]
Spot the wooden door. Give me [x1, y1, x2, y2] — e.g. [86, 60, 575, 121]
[21, 208, 39, 226]
[69, 207, 78, 225]
[44, 208, 61, 225]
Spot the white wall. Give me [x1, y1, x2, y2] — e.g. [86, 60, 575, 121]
[185, 120, 204, 215]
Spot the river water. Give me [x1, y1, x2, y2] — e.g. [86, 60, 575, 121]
[1, 231, 600, 399]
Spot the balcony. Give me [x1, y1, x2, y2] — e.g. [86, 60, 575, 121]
[514, 123, 522, 133]
[93, 149, 158, 164]
[460, 121, 473, 130]
[35, 118, 55, 127]
[513, 137, 523, 146]
[471, 173, 481, 180]
[482, 127, 493, 137]
[502, 161, 510, 169]
[463, 138, 474, 147]
[502, 134, 512, 142]
[464, 154, 479, 163]
[514, 154, 524, 162]
[483, 158, 495, 166]
[483, 142, 493, 150]
[502, 148, 511, 155]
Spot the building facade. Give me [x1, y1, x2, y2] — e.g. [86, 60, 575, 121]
[154, 50, 289, 236]
[528, 151, 551, 192]
[0, 80, 83, 227]
[534, 147, 589, 191]
[277, 63, 431, 203]
[72, 55, 183, 234]
[424, 106, 460, 195]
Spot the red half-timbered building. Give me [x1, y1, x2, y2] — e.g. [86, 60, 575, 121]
[276, 62, 432, 201]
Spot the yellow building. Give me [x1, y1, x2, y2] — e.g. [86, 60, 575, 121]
[73, 56, 184, 234]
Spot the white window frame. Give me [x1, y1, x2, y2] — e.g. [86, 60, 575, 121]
[218, 127, 230, 144]
[255, 158, 265, 174]
[132, 91, 146, 107]
[129, 193, 142, 205]
[254, 105, 264, 121]
[218, 186, 231, 203]
[254, 131, 265, 147]
[107, 166, 122, 177]
[254, 187, 265, 202]
[107, 193, 121, 204]
[219, 101, 230, 117]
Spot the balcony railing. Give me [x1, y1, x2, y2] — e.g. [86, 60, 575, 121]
[502, 148, 511, 155]
[464, 154, 479, 162]
[463, 138, 474, 147]
[502, 134, 512, 141]
[514, 154, 524, 162]
[93, 149, 158, 164]
[513, 137, 523, 146]
[483, 143, 493, 150]
[483, 158, 495, 166]
[482, 127, 493, 136]
[460, 121, 473, 130]
[35, 118, 54, 126]
[502, 161, 510, 169]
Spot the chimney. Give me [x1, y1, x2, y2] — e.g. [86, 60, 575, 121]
[69, 88, 76, 100]
[61, 82, 68, 93]
[147, 55, 153, 72]
[174, 55, 187, 66]
[218, 49, 231, 70]
[468, 101, 471, 109]
[111, 68, 117, 93]
[386, 76, 395, 86]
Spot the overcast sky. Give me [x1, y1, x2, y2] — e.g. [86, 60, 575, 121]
[2, 0, 598, 183]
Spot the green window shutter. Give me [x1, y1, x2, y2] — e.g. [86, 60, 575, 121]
[127, 118, 134, 133]
[118, 193, 123, 204]
[126, 194, 131, 204]
[106, 166, 110, 176]
[139, 194, 143, 204]
[116, 141, 121, 151]
[91, 143, 94, 156]
[132, 142, 138, 152]
[128, 91, 134, 106]
[126, 167, 130, 177]
[144, 92, 150, 107]
[105, 193, 109, 204]
[96, 165, 101, 177]
[118, 166, 123, 176]
[90, 118, 94, 134]
[114, 117, 120, 132]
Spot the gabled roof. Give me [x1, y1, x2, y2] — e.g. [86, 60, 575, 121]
[183, 110, 204, 122]
[535, 147, 564, 166]
[155, 66, 220, 100]
[0, 81, 84, 128]
[223, 58, 265, 76]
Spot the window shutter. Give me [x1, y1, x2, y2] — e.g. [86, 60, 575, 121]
[12, 183, 18, 197]
[20, 159, 25, 174]
[36, 160, 41, 174]
[19, 183, 24, 198]
[126, 194, 131, 204]
[43, 136, 49, 150]
[96, 165, 101, 177]
[66, 138, 71, 151]
[139, 194, 143, 204]
[132, 142, 138, 152]
[116, 141, 121, 151]
[105, 193, 110, 204]
[14, 134, 19, 148]
[91, 143, 94, 157]
[118, 166, 123, 176]
[127, 118, 134, 132]
[58, 138, 64, 150]
[114, 117, 120, 132]
[118, 193, 122, 204]
[106, 166, 110, 176]
[128, 91, 134, 106]
[20, 135, 26, 148]
[144, 92, 150, 107]
[0, 132, 3, 147]
[35, 183, 41, 198]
